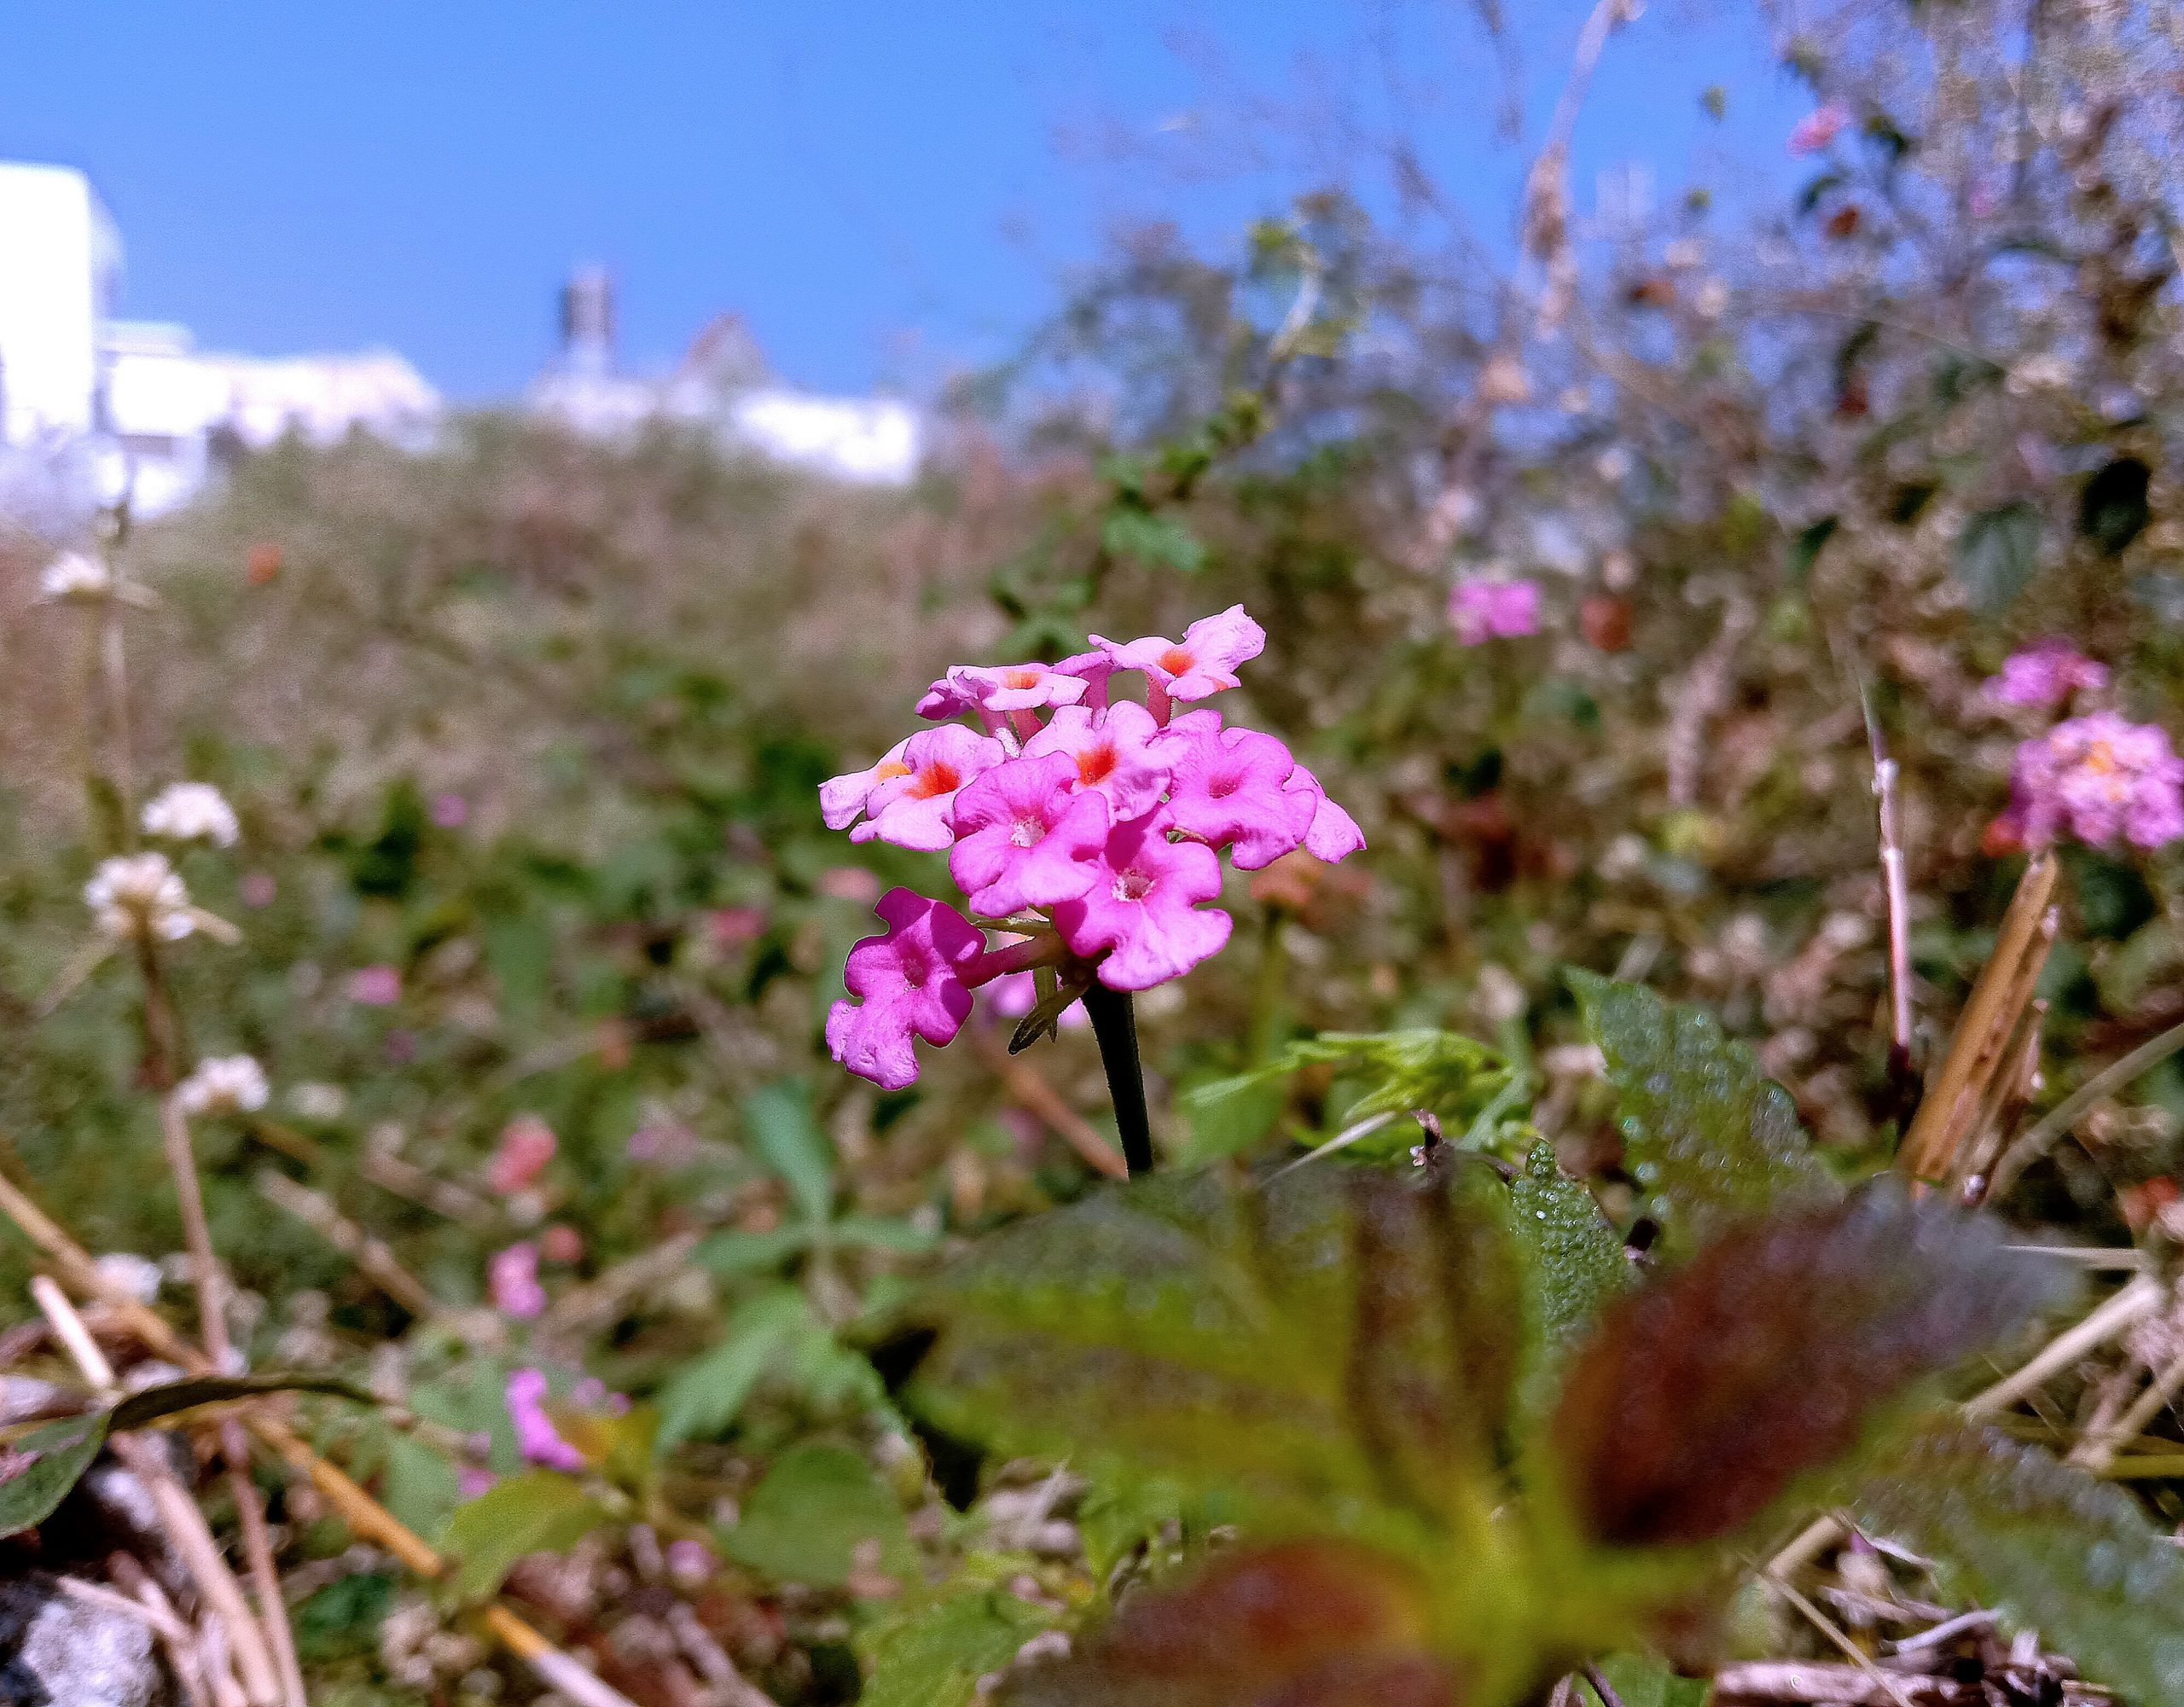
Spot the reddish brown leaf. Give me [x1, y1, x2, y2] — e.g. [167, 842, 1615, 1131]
[998, 1540, 1461, 1707]
[1549, 1184, 2062, 1547]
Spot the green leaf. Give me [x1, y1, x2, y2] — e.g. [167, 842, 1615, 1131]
[1595, 1653, 1710, 1707]
[830, 1214, 940, 1256]
[696, 1226, 819, 1274]
[743, 1080, 835, 1225]
[1570, 972, 1831, 1251]
[108, 1373, 373, 1431]
[903, 1164, 1520, 1550]
[723, 1442, 912, 1590]
[1859, 1428, 2184, 1706]
[1508, 1141, 1630, 1387]
[860, 1589, 1056, 1707]
[0, 1413, 108, 1540]
[1786, 515, 1837, 579]
[443, 1470, 610, 1602]
[380, 1430, 463, 1542]
[1100, 508, 1206, 574]
[294, 1572, 396, 1661]
[655, 1286, 808, 1449]
[1954, 500, 2042, 615]
[1549, 1185, 2064, 1547]
[1182, 1031, 1509, 1131]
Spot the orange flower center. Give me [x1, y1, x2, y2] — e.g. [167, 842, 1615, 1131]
[2087, 740, 2117, 775]
[1077, 745, 1118, 786]
[1159, 645, 1196, 676]
[874, 759, 913, 782]
[1002, 667, 1043, 688]
[909, 763, 961, 798]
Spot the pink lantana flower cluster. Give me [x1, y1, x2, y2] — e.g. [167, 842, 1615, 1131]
[1984, 639, 2109, 711]
[820, 605, 1363, 1089]
[2006, 711, 2184, 852]
[1448, 577, 1542, 646]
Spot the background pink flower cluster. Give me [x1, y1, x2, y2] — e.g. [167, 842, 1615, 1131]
[818, 605, 1362, 1089]
[1984, 641, 2184, 853]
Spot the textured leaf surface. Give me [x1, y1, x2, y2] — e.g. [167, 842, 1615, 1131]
[1571, 972, 1832, 1250]
[444, 1471, 609, 1601]
[1859, 1428, 2184, 1706]
[0, 1414, 107, 1540]
[903, 1163, 1523, 1542]
[1955, 500, 2042, 613]
[1550, 1185, 2062, 1547]
[723, 1441, 912, 1589]
[860, 1589, 1056, 1707]
[996, 1541, 1457, 1707]
[1508, 1141, 1629, 1359]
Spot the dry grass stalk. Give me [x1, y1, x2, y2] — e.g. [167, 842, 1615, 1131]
[1985, 1013, 2184, 1202]
[1897, 852, 2059, 1188]
[254, 1169, 444, 1321]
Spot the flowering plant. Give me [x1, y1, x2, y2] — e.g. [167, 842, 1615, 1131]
[819, 605, 1362, 1168]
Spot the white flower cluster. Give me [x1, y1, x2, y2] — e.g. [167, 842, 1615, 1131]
[84, 852, 196, 943]
[37, 552, 113, 602]
[142, 782, 240, 848]
[174, 1054, 270, 1118]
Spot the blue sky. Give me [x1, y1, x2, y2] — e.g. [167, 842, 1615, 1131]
[0, 3, 1811, 404]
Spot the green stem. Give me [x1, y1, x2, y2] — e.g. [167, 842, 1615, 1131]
[1083, 984, 1154, 1177]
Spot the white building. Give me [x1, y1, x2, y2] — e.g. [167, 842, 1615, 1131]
[528, 269, 921, 485]
[0, 160, 440, 524]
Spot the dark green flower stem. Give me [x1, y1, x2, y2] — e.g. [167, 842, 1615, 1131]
[1083, 984, 1154, 1177]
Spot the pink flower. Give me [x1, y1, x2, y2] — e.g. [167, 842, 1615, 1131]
[948, 752, 1111, 916]
[1023, 701, 1173, 820]
[458, 1466, 497, 1498]
[1157, 720, 1308, 871]
[539, 1223, 584, 1264]
[1985, 640, 2110, 711]
[1095, 605, 1267, 720]
[925, 662, 1089, 718]
[1789, 103, 1849, 155]
[489, 1242, 547, 1319]
[506, 1369, 585, 1472]
[819, 736, 911, 830]
[487, 1115, 557, 1193]
[1054, 813, 1233, 990]
[825, 889, 985, 1089]
[431, 793, 470, 828]
[1052, 648, 1117, 711]
[849, 726, 1006, 851]
[1282, 763, 1368, 863]
[2011, 712, 2184, 851]
[346, 965, 402, 1007]
[1449, 578, 1542, 645]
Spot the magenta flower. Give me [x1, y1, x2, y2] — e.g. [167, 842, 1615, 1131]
[430, 792, 470, 828]
[817, 604, 1362, 1106]
[1449, 578, 1542, 646]
[1023, 701, 1172, 819]
[2011, 712, 2184, 851]
[1789, 103, 1849, 155]
[486, 1115, 556, 1193]
[819, 735, 912, 830]
[1052, 647, 1117, 711]
[847, 726, 1007, 851]
[1095, 605, 1267, 720]
[1283, 763, 1368, 862]
[505, 1369, 585, 1472]
[1985, 639, 2110, 711]
[488, 1242, 547, 1319]
[948, 752, 1111, 916]
[824, 889, 986, 1090]
[1158, 720, 1307, 871]
[1054, 813, 1234, 990]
